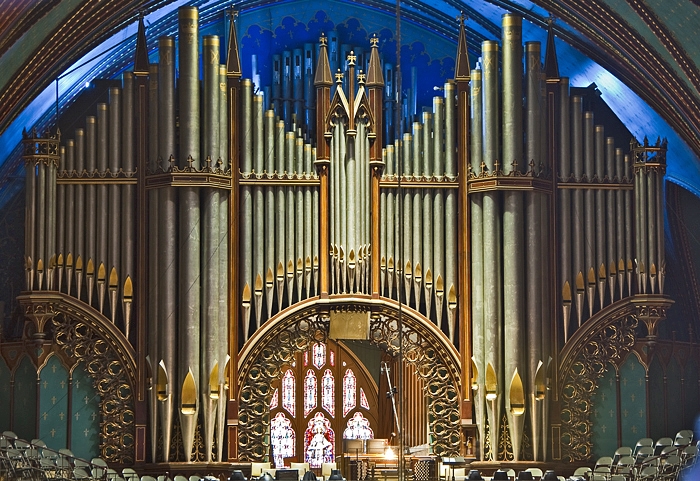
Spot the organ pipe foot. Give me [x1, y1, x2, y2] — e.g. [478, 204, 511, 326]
[508, 369, 525, 462]
[532, 362, 545, 461]
[242, 284, 252, 341]
[47, 256, 55, 290]
[387, 257, 395, 298]
[424, 269, 433, 320]
[122, 277, 133, 341]
[435, 275, 444, 329]
[109, 268, 118, 324]
[627, 260, 633, 297]
[650, 264, 657, 294]
[76, 256, 84, 301]
[216, 382, 226, 461]
[86, 260, 95, 305]
[562, 282, 572, 342]
[587, 268, 596, 318]
[147, 359, 158, 463]
[304, 257, 311, 299]
[37, 259, 44, 291]
[413, 263, 422, 311]
[180, 369, 198, 462]
[57, 255, 63, 293]
[203, 366, 219, 463]
[404, 261, 412, 305]
[312, 256, 319, 297]
[276, 262, 285, 311]
[25, 257, 33, 291]
[348, 249, 356, 294]
[296, 259, 303, 301]
[659, 262, 666, 294]
[380, 257, 386, 297]
[157, 362, 173, 462]
[65, 255, 73, 296]
[598, 263, 606, 310]
[332, 245, 338, 294]
[609, 262, 617, 302]
[265, 268, 274, 319]
[447, 285, 457, 344]
[618, 260, 625, 300]
[286, 260, 295, 306]
[340, 247, 346, 293]
[254, 274, 263, 331]
[96, 262, 105, 313]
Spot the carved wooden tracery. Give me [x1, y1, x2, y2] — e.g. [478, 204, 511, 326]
[19, 292, 137, 464]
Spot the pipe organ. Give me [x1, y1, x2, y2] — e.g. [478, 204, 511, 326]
[18, 3, 670, 465]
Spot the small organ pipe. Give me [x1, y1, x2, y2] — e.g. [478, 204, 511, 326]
[85, 117, 97, 301]
[605, 138, 616, 302]
[422, 112, 433, 315]
[312, 147, 319, 295]
[264, 110, 275, 316]
[25, 139, 36, 289]
[295, 137, 304, 296]
[283, 51, 292, 126]
[647, 164, 657, 293]
[624, 155, 633, 296]
[285, 131, 295, 299]
[571, 97, 584, 325]
[121, 72, 135, 336]
[56, 147, 65, 291]
[412, 122, 422, 303]
[304, 144, 313, 296]
[559, 79, 572, 335]
[36, 149, 46, 288]
[386, 146, 395, 297]
[253, 95, 264, 327]
[594, 125, 605, 307]
[276, 120, 286, 305]
[444, 82, 457, 341]
[241, 79, 253, 338]
[638, 158, 647, 293]
[65, 140, 75, 295]
[615, 148, 625, 298]
[75, 128, 86, 300]
[433, 97, 445, 326]
[403, 133, 413, 303]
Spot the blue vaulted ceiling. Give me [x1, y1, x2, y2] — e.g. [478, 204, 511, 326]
[0, 0, 700, 198]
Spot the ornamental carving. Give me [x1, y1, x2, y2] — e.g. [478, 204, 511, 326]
[560, 314, 638, 461]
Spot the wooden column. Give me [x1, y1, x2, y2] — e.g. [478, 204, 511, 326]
[226, 10, 242, 461]
[455, 13, 472, 420]
[314, 35, 333, 299]
[367, 35, 384, 299]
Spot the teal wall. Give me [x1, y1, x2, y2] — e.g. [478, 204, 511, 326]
[592, 363, 618, 458]
[648, 356, 665, 440]
[38, 355, 69, 451]
[13, 355, 37, 440]
[619, 354, 647, 448]
[667, 358, 683, 437]
[70, 361, 100, 460]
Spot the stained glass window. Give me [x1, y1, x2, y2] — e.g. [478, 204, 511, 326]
[322, 369, 335, 417]
[304, 412, 335, 468]
[270, 388, 279, 410]
[282, 369, 295, 417]
[330, 350, 335, 366]
[304, 351, 309, 366]
[313, 343, 326, 370]
[343, 412, 374, 439]
[304, 370, 317, 417]
[271, 412, 295, 468]
[343, 369, 356, 417]
[360, 388, 369, 410]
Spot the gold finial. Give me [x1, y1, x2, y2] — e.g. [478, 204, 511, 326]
[320, 34, 328, 47]
[357, 70, 366, 84]
[335, 69, 344, 83]
[370, 34, 379, 48]
[347, 50, 356, 66]
[457, 11, 468, 26]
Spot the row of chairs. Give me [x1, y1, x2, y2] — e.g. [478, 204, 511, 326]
[572, 431, 698, 481]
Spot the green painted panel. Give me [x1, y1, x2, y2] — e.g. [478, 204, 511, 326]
[0, 357, 10, 431]
[38, 356, 69, 450]
[648, 357, 665, 440]
[13, 356, 37, 440]
[592, 363, 618, 458]
[619, 354, 647, 447]
[70, 362, 100, 461]
[667, 358, 683, 437]
[684, 360, 699, 430]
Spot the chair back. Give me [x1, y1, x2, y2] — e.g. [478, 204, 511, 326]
[321, 463, 337, 480]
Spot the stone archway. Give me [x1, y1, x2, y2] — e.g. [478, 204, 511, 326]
[237, 297, 462, 461]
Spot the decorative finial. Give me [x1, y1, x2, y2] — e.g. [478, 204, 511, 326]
[457, 11, 468, 26]
[357, 70, 366, 85]
[335, 69, 344, 84]
[320, 34, 328, 47]
[348, 51, 356, 66]
[545, 14, 555, 27]
[370, 34, 379, 48]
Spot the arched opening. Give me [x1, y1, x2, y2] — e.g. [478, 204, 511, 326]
[237, 297, 462, 462]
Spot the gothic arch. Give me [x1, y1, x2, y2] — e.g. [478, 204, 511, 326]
[237, 296, 462, 461]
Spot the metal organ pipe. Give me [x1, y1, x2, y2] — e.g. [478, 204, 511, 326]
[75, 127, 86, 301]
[108, 87, 121, 322]
[558, 78, 572, 340]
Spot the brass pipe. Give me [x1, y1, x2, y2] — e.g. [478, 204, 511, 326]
[253, 95, 264, 328]
[75, 128, 86, 300]
[594, 125, 605, 307]
[605, 138, 616, 301]
[96, 104, 108, 303]
[583, 111, 595, 317]
[412, 122, 422, 305]
[121, 72, 135, 335]
[108, 87, 121, 320]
